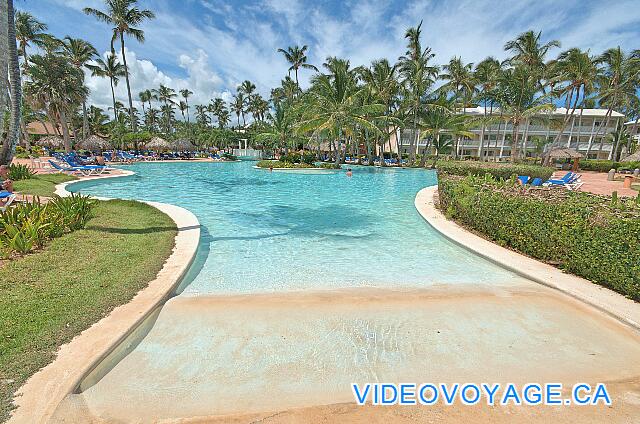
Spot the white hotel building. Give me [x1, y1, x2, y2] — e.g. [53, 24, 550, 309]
[396, 108, 626, 160]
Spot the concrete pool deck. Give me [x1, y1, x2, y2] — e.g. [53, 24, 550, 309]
[9, 172, 201, 424]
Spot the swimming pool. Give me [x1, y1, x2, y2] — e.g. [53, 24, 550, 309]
[70, 161, 530, 294]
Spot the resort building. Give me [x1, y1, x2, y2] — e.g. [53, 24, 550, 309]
[396, 108, 627, 160]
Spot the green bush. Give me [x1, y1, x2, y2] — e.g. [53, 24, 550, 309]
[221, 153, 237, 161]
[279, 152, 316, 165]
[0, 194, 95, 257]
[437, 160, 554, 180]
[580, 159, 640, 172]
[438, 175, 640, 300]
[7, 164, 36, 181]
[256, 160, 314, 169]
[318, 162, 342, 169]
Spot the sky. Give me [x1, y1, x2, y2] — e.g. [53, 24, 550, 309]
[18, 0, 640, 114]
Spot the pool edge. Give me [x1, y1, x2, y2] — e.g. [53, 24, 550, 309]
[9, 172, 201, 424]
[415, 185, 640, 332]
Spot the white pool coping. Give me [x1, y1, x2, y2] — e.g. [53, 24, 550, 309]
[415, 186, 640, 332]
[9, 171, 201, 424]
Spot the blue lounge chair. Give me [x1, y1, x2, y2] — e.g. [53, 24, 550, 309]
[543, 172, 583, 190]
[0, 191, 16, 212]
[517, 176, 530, 185]
[530, 178, 543, 187]
[49, 160, 103, 176]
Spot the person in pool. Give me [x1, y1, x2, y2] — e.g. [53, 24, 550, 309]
[346, 168, 353, 177]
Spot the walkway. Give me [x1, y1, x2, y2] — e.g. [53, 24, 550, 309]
[572, 170, 638, 197]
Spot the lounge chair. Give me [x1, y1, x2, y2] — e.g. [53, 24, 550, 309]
[48, 160, 104, 176]
[530, 178, 543, 187]
[0, 191, 16, 212]
[543, 172, 583, 190]
[517, 176, 530, 185]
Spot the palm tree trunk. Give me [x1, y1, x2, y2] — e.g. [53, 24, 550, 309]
[478, 100, 487, 160]
[58, 107, 72, 153]
[511, 121, 519, 162]
[0, 0, 21, 166]
[498, 119, 507, 161]
[110, 78, 118, 121]
[120, 33, 136, 131]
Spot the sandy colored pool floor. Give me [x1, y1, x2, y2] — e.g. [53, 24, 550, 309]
[51, 284, 640, 423]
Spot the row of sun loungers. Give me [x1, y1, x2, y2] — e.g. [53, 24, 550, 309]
[518, 172, 584, 191]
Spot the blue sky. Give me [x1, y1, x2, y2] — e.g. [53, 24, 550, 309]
[18, 0, 640, 111]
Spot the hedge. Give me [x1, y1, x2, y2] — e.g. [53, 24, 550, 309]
[579, 159, 640, 173]
[438, 175, 640, 300]
[436, 160, 554, 180]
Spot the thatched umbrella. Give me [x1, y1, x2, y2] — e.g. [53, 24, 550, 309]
[621, 151, 640, 163]
[35, 136, 64, 149]
[145, 136, 171, 151]
[77, 135, 112, 152]
[547, 148, 583, 171]
[171, 139, 196, 151]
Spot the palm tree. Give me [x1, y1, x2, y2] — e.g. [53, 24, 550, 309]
[495, 65, 554, 161]
[14, 11, 47, 65]
[84, 0, 155, 131]
[88, 105, 109, 135]
[231, 93, 245, 127]
[255, 101, 297, 153]
[180, 88, 193, 123]
[504, 30, 560, 93]
[359, 59, 401, 165]
[25, 53, 87, 152]
[547, 48, 598, 153]
[195, 104, 210, 126]
[277, 45, 319, 91]
[178, 100, 188, 121]
[440, 56, 476, 157]
[398, 21, 439, 163]
[87, 54, 126, 121]
[0, 0, 22, 165]
[474, 57, 502, 160]
[420, 97, 472, 166]
[62, 37, 98, 140]
[299, 59, 386, 165]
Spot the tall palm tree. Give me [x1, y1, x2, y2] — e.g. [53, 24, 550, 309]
[398, 21, 439, 163]
[495, 65, 554, 161]
[277, 45, 319, 90]
[87, 54, 126, 121]
[231, 92, 245, 127]
[440, 56, 476, 157]
[358, 59, 401, 165]
[504, 30, 560, 93]
[62, 37, 98, 140]
[14, 11, 47, 65]
[84, 0, 155, 131]
[547, 48, 598, 152]
[138, 89, 149, 115]
[474, 57, 502, 160]
[195, 104, 210, 126]
[180, 88, 193, 123]
[0, 0, 21, 165]
[178, 100, 188, 121]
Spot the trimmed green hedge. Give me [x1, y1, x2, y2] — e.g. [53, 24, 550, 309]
[436, 160, 554, 180]
[580, 159, 640, 173]
[438, 175, 640, 300]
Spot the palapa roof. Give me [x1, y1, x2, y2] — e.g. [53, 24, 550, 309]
[621, 151, 640, 163]
[145, 136, 171, 150]
[547, 148, 583, 159]
[77, 135, 112, 151]
[171, 139, 196, 151]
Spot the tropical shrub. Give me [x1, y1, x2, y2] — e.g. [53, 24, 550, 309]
[318, 162, 342, 169]
[579, 159, 640, 172]
[279, 152, 316, 165]
[221, 153, 237, 161]
[438, 175, 640, 300]
[437, 160, 554, 180]
[0, 194, 95, 258]
[7, 164, 36, 181]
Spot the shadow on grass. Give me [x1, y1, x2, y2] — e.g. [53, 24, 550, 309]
[86, 225, 177, 235]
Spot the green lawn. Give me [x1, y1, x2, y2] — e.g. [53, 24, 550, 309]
[0, 200, 177, 421]
[13, 174, 77, 197]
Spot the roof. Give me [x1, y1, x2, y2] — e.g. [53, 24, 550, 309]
[547, 148, 583, 159]
[464, 107, 625, 118]
[26, 121, 62, 135]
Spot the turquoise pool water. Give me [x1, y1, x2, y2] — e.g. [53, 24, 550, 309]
[69, 161, 528, 293]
